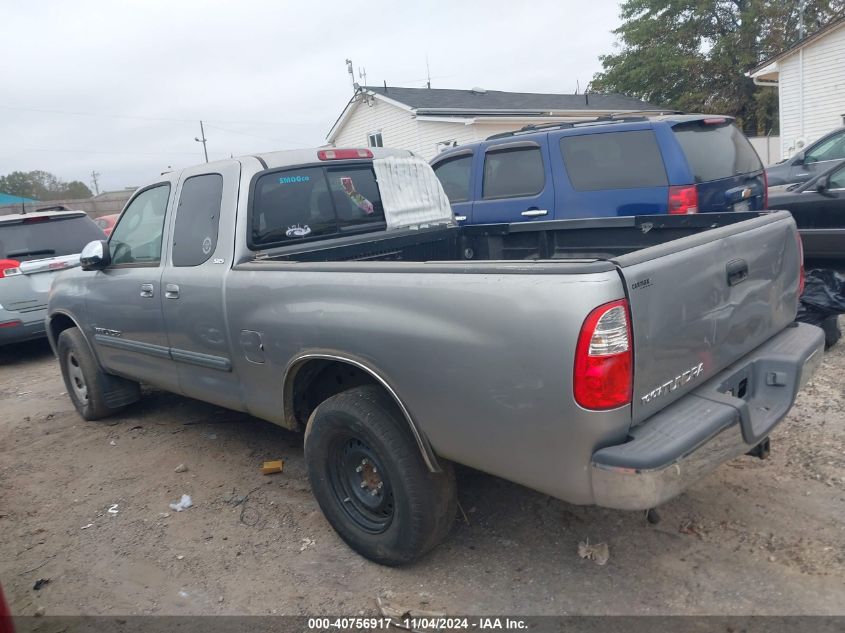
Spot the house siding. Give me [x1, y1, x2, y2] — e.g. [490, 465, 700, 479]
[778, 23, 845, 158]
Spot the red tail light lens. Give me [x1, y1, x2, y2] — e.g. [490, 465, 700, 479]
[0, 259, 21, 279]
[317, 148, 374, 161]
[574, 299, 633, 410]
[668, 185, 698, 215]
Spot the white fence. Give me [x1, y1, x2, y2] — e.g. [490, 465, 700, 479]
[748, 135, 781, 165]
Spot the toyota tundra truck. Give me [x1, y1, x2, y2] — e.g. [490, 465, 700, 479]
[46, 147, 823, 565]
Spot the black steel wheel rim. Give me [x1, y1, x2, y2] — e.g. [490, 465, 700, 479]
[327, 435, 394, 533]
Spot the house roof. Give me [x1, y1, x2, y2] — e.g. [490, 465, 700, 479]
[327, 86, 662, 142]
[749, 13, 845, 77]
[359, 86, 658, 114]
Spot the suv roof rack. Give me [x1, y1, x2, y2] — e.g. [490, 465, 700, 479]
[484, 110, 685, 141]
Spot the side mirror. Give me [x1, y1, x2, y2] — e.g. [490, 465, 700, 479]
[793, 151, 805, 165]
[80, 240, 111, 271]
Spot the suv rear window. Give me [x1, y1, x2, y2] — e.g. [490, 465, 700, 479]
[251, 164, 385, 247]
[560, 130, 668, 191]
[673, 121, 762, 182]
[0, 215, 104, 261]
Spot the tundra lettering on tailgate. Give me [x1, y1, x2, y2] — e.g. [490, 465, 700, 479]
[641, 362, 704, 404]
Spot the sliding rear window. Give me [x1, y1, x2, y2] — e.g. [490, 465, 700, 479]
[250, 164, 385, 248]
[673, 121, 762, 182]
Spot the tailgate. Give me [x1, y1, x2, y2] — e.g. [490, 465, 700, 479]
[2, 255, 80, 314]
[615, 211, 802, 424]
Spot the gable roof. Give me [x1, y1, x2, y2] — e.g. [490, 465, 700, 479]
[327, 86, 662, 142]
[359, 86, 658, 114]
[749, 13, 845, 76]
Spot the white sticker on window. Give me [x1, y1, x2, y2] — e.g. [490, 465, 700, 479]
[202, 236, 213, 255]
[285, 224, 311, 238]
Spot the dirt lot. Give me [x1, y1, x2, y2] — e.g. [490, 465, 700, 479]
[1, 325, 844, 617]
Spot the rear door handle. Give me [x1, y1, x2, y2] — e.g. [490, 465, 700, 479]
[165, 283, 180, 299]
[139, 283, 154, 298]
[454, 215, 467, 222]
[726, 259, 748, 286]
[521, 209, 548, 217]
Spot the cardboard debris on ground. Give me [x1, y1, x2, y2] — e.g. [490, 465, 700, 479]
[261, 460, 284, 475]
[577, 539, 610, 565]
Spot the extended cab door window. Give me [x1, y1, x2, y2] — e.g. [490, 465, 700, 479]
[171, 174, 224, 267]
[471, 144, 553, 224]
[109, 184, 171, 266]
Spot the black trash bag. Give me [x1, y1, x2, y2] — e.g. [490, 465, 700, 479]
[796, 269, 845, 349]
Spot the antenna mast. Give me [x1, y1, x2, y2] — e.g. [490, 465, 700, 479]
[426, 54, 431, 89]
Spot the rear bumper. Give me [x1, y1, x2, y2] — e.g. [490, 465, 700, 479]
[590, 322, 825, 510]
[0, 307, 47, 345]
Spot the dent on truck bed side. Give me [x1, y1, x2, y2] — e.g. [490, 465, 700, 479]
[225, 265, 632, 506]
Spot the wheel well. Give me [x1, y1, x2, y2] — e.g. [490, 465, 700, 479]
[48, 313, 77, 347]
[283, 357, 440, 472]
[285, 360, 377, 430]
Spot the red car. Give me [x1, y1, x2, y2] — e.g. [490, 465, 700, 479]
[0, 583, 13, 633]
[94, 213, 119, 236]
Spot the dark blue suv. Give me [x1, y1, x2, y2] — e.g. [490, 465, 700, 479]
[430, 115, 766, 224]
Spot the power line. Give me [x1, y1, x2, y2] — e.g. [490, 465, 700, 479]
[0, 104, 317, 128]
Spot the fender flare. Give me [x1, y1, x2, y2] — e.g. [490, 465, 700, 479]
[283, 351, 441, 472]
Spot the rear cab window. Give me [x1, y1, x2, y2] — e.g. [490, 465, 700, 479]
[0, 214, 104, 262]
[250, 163, 385, 248]
[560, 130, 668, 191]
[482, 146, 545, 199]
[672, 120, 762, 182]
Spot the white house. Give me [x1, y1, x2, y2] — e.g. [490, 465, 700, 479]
[748, 15, 845, 159]
[327, 86, 660, 160]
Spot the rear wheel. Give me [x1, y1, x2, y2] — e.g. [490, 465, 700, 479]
[304, 385, 456, 565]
[58, 328, 137, 420]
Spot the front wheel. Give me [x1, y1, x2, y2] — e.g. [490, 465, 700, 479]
[57, 328, 138, 420]
[304, 385, 456, 565]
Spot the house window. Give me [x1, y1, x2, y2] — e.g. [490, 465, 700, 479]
[367, 132, 383, 148]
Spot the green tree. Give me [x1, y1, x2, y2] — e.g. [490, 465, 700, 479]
[0, 170, 93, 201]
[591, 1, 845, 135]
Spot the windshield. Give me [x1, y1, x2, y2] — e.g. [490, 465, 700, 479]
[0, 215, 104, 261]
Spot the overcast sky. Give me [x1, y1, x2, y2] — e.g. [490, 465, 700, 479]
[1, 1, 622, 192]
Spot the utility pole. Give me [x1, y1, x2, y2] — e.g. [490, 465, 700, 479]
[195, 120, 209, 163]
[90, 170, 101, 195]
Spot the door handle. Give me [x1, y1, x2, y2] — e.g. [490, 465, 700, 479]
[521, 209, 548, 217]
[454, 215, 467, 222]
[726, 259, 748, 286]
[165, 283, 180, 299]
[139, 283, 154, 298]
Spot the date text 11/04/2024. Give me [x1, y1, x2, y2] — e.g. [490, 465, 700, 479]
[307, 617, 528, 630]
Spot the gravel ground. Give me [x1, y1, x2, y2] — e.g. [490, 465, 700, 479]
[0, 323, 843, 617]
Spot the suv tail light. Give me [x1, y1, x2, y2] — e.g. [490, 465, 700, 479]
[668, 185, 698, 214]
[574, 299, 633, 410]
[0, 259, 21, 279]
[317, 148, 373, 161]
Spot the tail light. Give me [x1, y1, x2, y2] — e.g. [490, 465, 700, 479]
[0, 320, 22, 329]
[317, 148, 373, 161]
[0, 259, 21, 279]
[574, 299, 633, 410]
[796, 231, 805, 297]
[668, 185, 698, 215]
[762, 169, 768, 209]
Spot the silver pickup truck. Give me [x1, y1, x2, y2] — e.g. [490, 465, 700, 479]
[47, 147, 824, 565]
